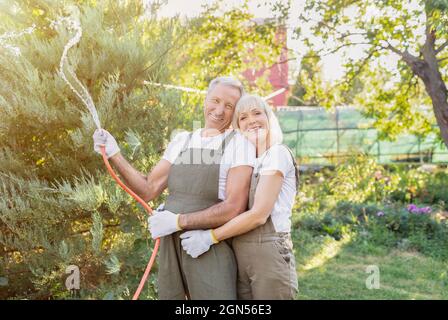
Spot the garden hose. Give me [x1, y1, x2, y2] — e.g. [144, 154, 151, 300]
[99, 144, 160, 300]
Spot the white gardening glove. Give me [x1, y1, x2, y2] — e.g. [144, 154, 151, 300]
[180, 230, 218, 258]
[147, 203, 164, 231]
[93, 129, 120, 159]
[148, 209, 181, 239]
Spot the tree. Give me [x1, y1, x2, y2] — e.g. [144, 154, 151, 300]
[177, 1, 284, 96]
[295, 0, 448, 142]
[0, 0, 189, 299]
[287, 50, 328, 106]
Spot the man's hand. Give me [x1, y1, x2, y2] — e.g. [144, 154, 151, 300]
[180, 230, 217, 258]
[93, 129, 120, 159]
[148, 209, 181, 239]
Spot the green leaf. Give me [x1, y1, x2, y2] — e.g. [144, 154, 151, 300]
[90, 211, 103, 254]
[124, 129, 141, 159]
[119, 214, 140, 234]
[104, 255, 121, 275]
[58, 240, 69, 260]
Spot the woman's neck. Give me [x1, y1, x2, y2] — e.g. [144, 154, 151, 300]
[256, 140, 270, 158]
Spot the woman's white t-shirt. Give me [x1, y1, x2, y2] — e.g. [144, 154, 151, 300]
[162, 129, 256, 200]
[256, 144, 297, 233]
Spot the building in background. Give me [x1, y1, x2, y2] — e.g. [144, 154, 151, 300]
[241, 20, 289, 107]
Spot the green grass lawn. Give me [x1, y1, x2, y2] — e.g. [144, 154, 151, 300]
[292, 229, 448, 300]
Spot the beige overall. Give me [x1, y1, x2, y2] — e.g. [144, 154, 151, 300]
[232, 145, 299, 300]
[157, 131, 238, 300]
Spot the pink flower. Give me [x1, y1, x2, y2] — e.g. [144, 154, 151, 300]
[407, 204, 432, 214]
[407, 204, 418, 213]
[418, 207, 432, 214]
[374, 170, 383, 180]
[376, 211, 385, 217]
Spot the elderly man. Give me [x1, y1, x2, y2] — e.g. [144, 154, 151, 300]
[93, 77, 255, 299]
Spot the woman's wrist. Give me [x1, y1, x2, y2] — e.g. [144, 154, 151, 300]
[210, 229, 220, 244]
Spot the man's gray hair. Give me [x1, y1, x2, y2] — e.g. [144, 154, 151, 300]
[207, 76, 245, 97]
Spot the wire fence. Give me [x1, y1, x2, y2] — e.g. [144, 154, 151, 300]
[276, 106, 448, 165]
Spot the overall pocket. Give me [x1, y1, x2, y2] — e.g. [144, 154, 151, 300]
[273, 234, 294, 265]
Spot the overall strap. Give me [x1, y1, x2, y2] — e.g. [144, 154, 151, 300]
[216, 130, 236, 155]
[282, 144, 300, 193]
[180, 132, 193, 153]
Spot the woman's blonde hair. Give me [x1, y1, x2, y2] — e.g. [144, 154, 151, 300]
[232, 94, 283, 145]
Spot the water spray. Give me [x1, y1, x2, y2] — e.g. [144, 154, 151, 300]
[55, 13, 158, 300]
[0, 25, 35, 56]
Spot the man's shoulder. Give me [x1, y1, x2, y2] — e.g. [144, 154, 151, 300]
[229, 130, 249, 143]
[226, 130, 254, 150]
[222, 130, 255, 166]
[170, 130, 193, 143]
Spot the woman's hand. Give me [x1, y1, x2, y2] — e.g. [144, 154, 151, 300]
[180, 230, 216, 258]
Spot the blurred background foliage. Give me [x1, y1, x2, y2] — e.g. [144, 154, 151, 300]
[1, 0, 447, 300]
[0, 0, 283, 299]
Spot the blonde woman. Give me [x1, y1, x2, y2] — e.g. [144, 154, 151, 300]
[180, 94, 298, 299]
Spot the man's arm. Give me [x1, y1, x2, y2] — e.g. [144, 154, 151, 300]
[179, 172, 284, 258]
[213, 171, 283, 241]
[109, 153, 171, 202]
[178, 165, 253, 230]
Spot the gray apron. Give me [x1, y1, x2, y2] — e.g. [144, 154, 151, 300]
[157, 130, 238, 300]
[232, 144, 299, 299]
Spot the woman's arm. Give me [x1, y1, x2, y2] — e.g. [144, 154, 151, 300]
[213, 170, 284, 241]
[178, 165, 253, 230]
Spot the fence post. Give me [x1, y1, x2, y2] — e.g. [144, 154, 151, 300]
[296, 109, 301, 158]
[417, 135, 423, 164]
[377, 131, 381, 163]
[336, 107, 340, 162]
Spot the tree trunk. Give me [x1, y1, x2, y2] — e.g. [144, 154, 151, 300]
[404, 26, 448, 148]
[428, 87, 448, 148]
[404, 59, 448, 147]
[421, 32, 448, 148]
[422, 70, 448, 148]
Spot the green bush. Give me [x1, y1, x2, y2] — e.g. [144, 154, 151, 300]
[294, 154, 448, 261]
[369, 207, 448, 260]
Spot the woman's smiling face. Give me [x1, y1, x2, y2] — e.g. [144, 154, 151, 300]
[237, 106, 269, 146]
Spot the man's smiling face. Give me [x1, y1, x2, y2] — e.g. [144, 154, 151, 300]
[204, 84, 241, 132]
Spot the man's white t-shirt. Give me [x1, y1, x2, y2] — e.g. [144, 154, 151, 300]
[257, 144, 297, 233]
[163, 129, 256, 200]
